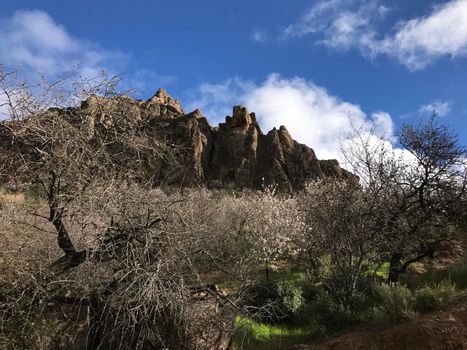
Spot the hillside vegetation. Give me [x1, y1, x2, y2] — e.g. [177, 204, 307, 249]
[1, 68, 467, 350]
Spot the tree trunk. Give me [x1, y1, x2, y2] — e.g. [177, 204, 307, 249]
[50, 206, 77, 256]
[49, 205, 87, 270]
[265, 259, 270, 280]
[387, 252, 402, 283]
[388, 250, 432, 284]
[87, 296, 104, 350]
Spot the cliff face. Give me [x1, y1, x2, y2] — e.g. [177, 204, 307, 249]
[2, 88, 356, 191]
[208, 106, 352, 191]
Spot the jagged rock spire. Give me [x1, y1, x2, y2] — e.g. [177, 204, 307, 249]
[17, 89, 357, 191]
[148, 88, 184, 114]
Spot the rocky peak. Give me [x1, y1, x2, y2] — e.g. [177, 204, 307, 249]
[278, 125, 294, 151]
[230, 105, 251, 129]
[1, 88, 357, 191]
[186, 108, 204, 119]
[148, 88, 184, 114]
[224, 105, 262, 134]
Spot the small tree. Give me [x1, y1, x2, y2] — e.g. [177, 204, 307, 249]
[385, 117, 467, 282]
[300, 179, 385, 308]
[0, 65, 278, 349]
[243, 188, 305, 279]
[0, 66, 169, 269]
[343, 115, 467, 283]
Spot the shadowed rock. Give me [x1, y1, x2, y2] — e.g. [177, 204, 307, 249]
[0, 89, 356, 191]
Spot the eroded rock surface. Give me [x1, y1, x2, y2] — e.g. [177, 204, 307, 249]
[0, 88, 356, 191]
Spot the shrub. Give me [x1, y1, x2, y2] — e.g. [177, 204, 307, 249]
[372, 284, 417, 321]
[276, 280, 305, 315]
[414, 280, 456, 313]
[414, 287, 440, 312]
[307, 291, 359, 332]
[245, 278, 306, 323]
[403, 261, 467, 290]
[434, 280, 457, 301]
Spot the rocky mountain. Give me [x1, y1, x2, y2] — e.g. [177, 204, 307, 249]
[1, 88, 356, 191]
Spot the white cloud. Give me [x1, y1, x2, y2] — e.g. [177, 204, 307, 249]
[419, 101, 452, 117]
[282, 0, 388, 49]
[244, 74, 373, 160]
[0, 10, 173, 95]
[185, 77, 256, 124]
[0, 10, 129, 78]
[376, 0, 467, 70]
[250, 29, 268, 43]
[187, 73, 396, 161]
[370, 111, 395, 142]
[283, 0, 467, 70]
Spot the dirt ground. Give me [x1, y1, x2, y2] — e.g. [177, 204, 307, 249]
[294, 234, 467, 350]
[294, 301, 467, 350]
[0, 192, 25, 203]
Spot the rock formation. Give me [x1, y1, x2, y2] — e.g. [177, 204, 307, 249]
[0, 88, 356, 191]
[140, 89, 355, 190]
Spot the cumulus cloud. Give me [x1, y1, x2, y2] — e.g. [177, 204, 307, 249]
[0, 9, 172, 95]
[419, 101, 452, 117]
[185, 77, 256, 124]
[0, 10, 129, 78]
[187, 73, 396, 161]
[283, 0, 467, 70]
[370, 111, 396, 142]
[250, 29, 268, 43]
[282, 0, 388, 50]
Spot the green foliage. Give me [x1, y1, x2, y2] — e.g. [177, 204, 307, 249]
[231, 316, 318, 350]
[403, 261, 467, 290]
[414, 280, 457, 313]
[275, 279, 305, 315]
[371, 284, 417, 322]
[240, 260, 466, 350]
[369, 279, 459, 324]
[414, 287, 440, 312]
[23, 183, 45, 202]
[307, 291, 358, 331]
[365, 262, 390, 279]
[245, 269, 309, 323]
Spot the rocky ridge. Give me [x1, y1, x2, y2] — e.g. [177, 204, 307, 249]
[3, 88, 356, 191]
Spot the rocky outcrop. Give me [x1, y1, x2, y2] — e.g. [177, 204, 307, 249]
[209, 109, 337, 191]
[0, 88, 356, 191]
[137, 89, 354, 191]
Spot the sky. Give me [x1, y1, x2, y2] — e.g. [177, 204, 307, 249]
[0, 0, 467, 160]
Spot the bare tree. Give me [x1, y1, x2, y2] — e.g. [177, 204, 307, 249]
[0, 66, 168, 270]
[385, 116, 467, 282]
[299, 179, 385, 308]
[343, 115, 467, 283]
[0, 65, 289, 349]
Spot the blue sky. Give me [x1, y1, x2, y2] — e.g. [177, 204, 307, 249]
[0, 0, 466, 159]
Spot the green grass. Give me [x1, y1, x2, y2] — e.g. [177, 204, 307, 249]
[232, 254, 467, 350]
[364, 262, 390, 279]
[401, 260, 467, 290]
[231, 316, 320, 350]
